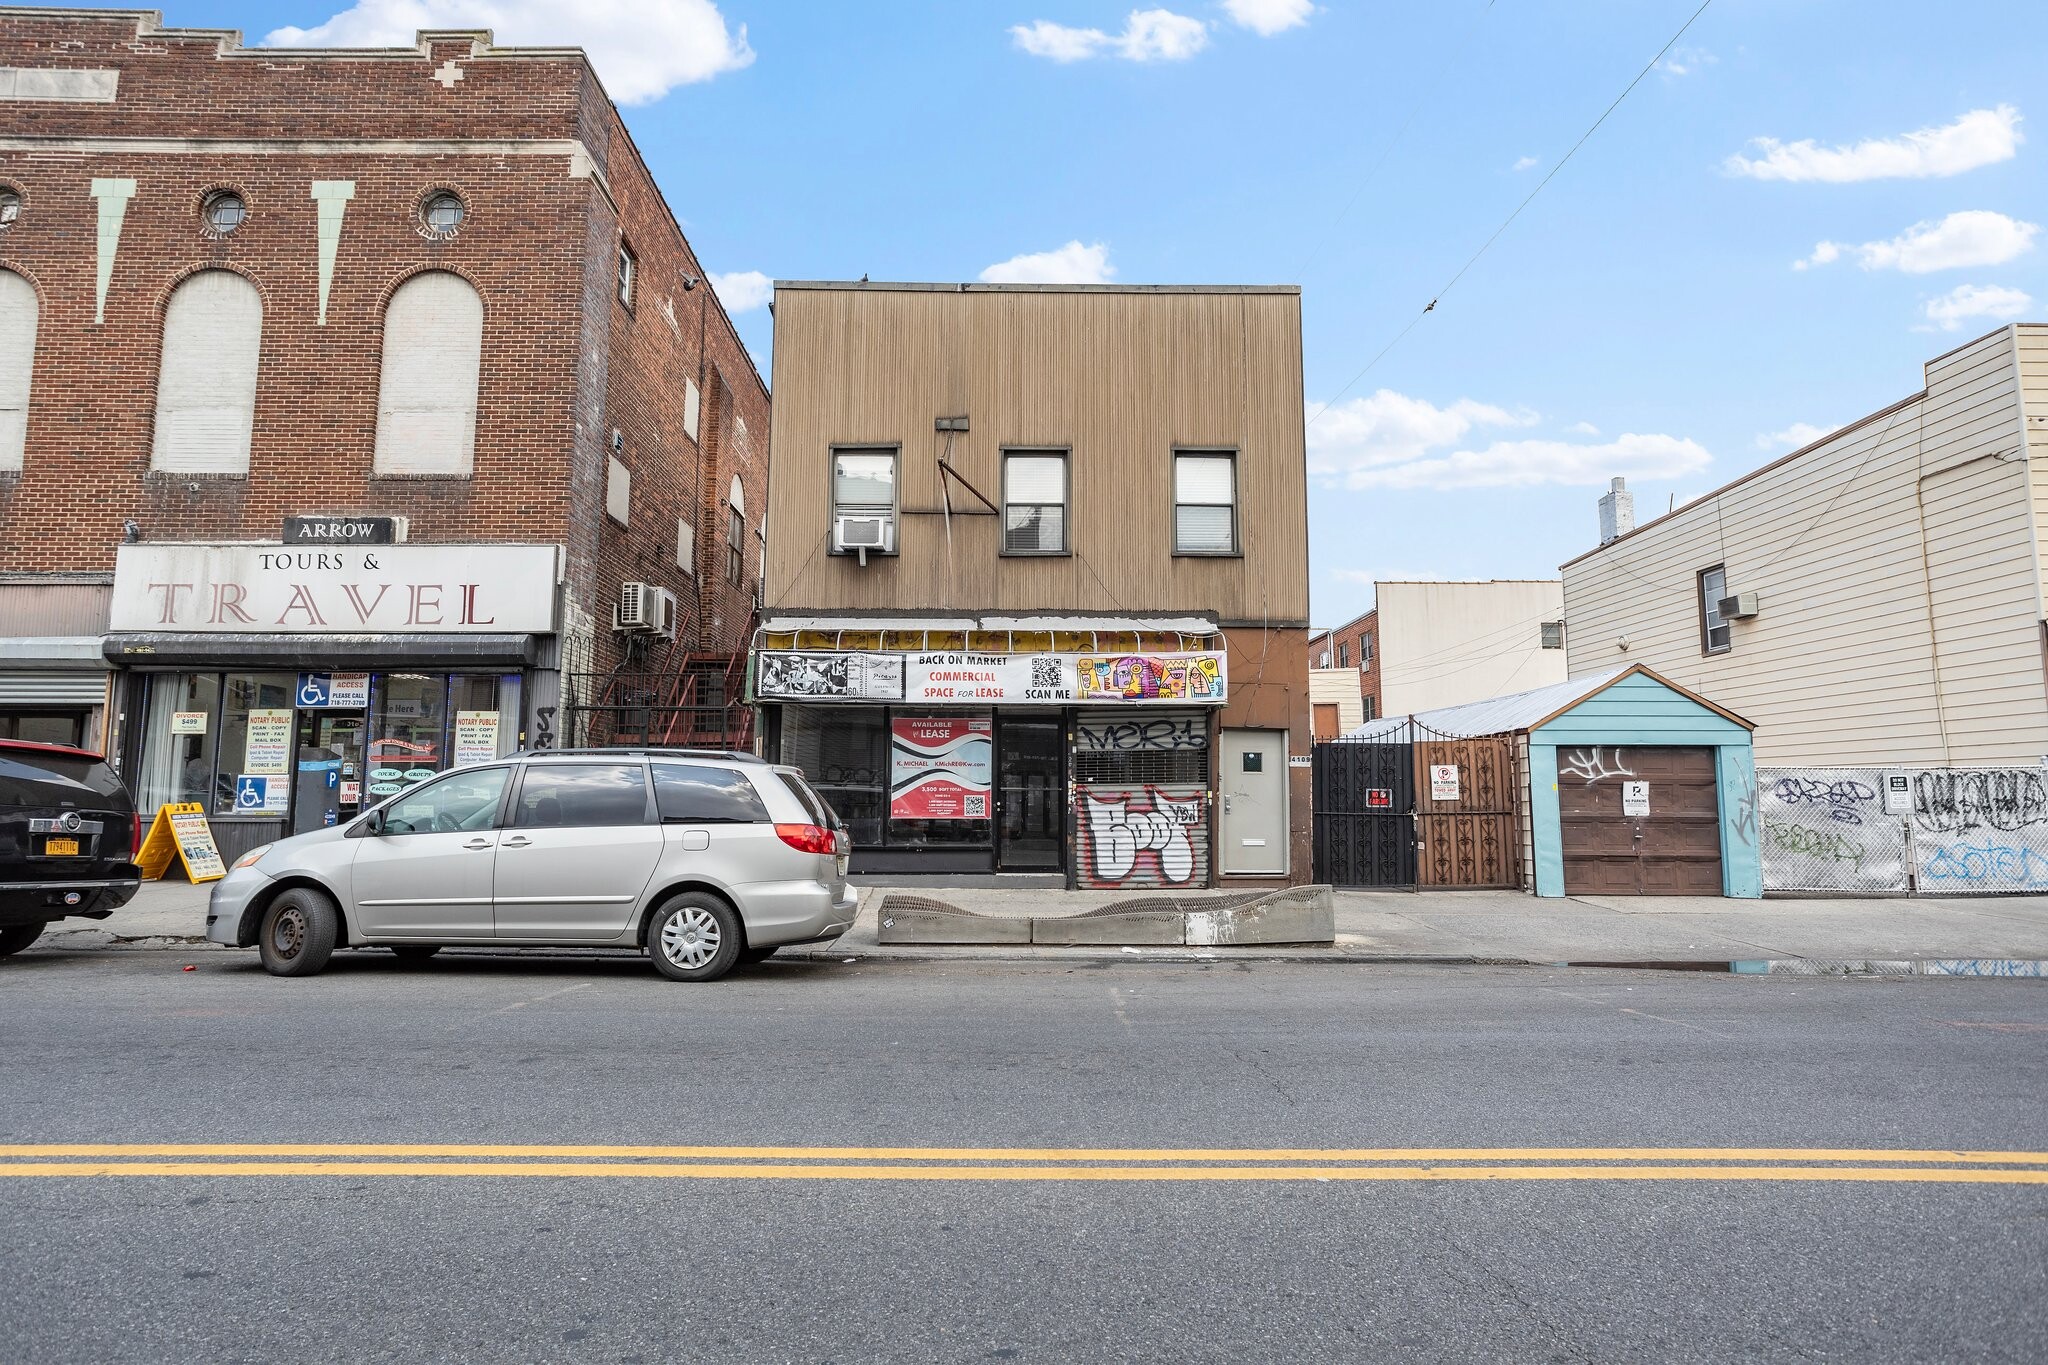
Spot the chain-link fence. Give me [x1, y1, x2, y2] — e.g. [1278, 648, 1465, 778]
[1759, 766, 2048, 894]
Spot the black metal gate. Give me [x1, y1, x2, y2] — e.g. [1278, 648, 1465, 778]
[1311, 733, 1416, 888]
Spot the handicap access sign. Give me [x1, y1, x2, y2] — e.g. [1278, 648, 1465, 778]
[233, 775, 286, 814]
[297, 673, 332, 708]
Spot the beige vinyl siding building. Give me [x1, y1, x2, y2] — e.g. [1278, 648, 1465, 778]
[1562, 323, 2048, 767]
[1376, 580, 1568, 718]
[1309, 667, 1366, 739]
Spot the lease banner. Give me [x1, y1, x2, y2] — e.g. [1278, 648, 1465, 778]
[889, 718, 993, 820]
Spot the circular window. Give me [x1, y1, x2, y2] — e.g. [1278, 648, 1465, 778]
[0, 188, 20, 227]
[203, 191, 245, 234]
[421, 191, 465, 235]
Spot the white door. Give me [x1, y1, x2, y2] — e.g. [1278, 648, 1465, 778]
[1219, 729, 1288, 875]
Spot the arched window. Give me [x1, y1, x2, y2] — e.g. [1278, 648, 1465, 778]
[151, 270, 263, 473]
[0, 269, 35, 471]
[374, 271, 483, 476]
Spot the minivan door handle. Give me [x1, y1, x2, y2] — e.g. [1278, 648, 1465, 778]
[464, 838, 495, 850]
[501, 836, 532, 849]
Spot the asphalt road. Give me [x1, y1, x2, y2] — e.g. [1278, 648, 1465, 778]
[2, 943, 2045, 1364]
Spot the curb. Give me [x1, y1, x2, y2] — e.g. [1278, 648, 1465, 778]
[1729, 958, 2047, 978]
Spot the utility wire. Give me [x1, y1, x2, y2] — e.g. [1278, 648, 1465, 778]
[1293, 0, 1501, 282]
[1307, 0, 1717, 428]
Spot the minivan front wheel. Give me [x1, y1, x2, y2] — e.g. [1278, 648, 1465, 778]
[648, 894, 742, 982]
[258, 888, 339, 977]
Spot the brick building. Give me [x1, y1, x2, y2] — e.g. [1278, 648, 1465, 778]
[0, 7, 767, 858]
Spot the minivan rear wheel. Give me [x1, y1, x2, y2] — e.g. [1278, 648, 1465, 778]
[258, 888, 339, 977]
[647, 893, 742, 982]
[0, 923, 45, 957]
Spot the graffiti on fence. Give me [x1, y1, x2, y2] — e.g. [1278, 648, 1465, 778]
[1913, 769, 2048, 835]
[1757, 767, 1907, 892]
[1920, 841, 2048, 890]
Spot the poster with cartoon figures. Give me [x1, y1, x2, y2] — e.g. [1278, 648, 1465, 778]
[889, 718, 993, 820]
[1075, 654, 1225, 703]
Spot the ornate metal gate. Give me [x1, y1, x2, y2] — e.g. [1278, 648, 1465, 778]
[1311, 732, 1415, 888]
[1313, 722, 1522, 890]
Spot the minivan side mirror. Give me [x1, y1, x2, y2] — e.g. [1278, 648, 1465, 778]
[349, 809, 384, 838]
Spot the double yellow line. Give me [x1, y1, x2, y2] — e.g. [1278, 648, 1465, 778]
[2, 1144, 2045, 1183]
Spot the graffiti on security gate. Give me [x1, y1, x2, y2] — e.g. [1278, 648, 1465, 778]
[1559, 747, 1634, 785]
[1770, 775, 1879, 825]
[1763, 765, 2048, 894]
[1076, 784, 1208, 888]
[1921, 841, 2048, 890]
[1912, 769, 2048, 835]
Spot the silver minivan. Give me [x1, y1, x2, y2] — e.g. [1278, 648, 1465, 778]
[205, 749, 855, 981]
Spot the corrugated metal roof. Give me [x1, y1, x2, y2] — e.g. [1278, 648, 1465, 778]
[1344, 665, 1635, 740]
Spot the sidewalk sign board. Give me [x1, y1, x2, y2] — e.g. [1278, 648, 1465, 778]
[136, 802, 226, 883]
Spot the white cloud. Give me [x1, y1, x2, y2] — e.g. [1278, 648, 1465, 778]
[1222, 0, 1314, 36]
[1796, 210, 2040, 274]
[1567, 420, 1600, 436]
[1309, 390, 1707, 491]
[1657, 45, 1715, 77]
[1922, 283, 2033, 332]
[264, 0, 752, 104]
[1512, 155, 1539, 172]
[979, 240, 1116, 284]
[1727, 105, 2023, 183]
[1010, 8, 1208, 62]
[1308, 390, 1535, 479]
[1755, 422, 1832, 452]
[709, 270, 772, 313]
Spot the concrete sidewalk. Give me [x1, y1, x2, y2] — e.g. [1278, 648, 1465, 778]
[40, 879, 2048, 972]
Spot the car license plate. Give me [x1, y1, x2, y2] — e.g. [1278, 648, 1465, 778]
[44, 836, 80, 857]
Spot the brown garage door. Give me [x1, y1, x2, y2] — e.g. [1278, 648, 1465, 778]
[1558, 746, 1722, 895]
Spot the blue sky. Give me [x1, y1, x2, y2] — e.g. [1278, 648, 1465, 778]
[160, 1, 2046, 627]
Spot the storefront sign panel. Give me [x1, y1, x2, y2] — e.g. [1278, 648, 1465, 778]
[244, 709, 292, 774]
[169, 711, 207, 734]
[756, 651, 1227, 706]
[454, 711, 500, 767]
[110, 543, 558, 634]
[889, 718, 993, 820]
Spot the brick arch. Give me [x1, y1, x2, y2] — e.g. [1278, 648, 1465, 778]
[148, 261, 273, 318]
[371, 262, 488, 318]
[0, 257, 49, 305]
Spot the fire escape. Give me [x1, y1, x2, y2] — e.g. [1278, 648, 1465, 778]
[564, 583, 755, 751]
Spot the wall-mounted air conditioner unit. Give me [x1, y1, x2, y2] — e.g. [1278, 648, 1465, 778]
[834, 513, 894, 566]
[615, 580, 659, 633]
[1717, 591, 1760, 621]
[650, 586, 680, 639]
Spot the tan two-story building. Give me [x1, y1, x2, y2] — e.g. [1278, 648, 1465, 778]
[754, 281, 1310, 888]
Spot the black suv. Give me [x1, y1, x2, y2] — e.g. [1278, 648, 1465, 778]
[0, 740, 142, 956]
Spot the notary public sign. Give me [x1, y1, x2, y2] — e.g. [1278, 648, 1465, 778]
[111, 543, 559, 634]
[755, 650, 1228, 706]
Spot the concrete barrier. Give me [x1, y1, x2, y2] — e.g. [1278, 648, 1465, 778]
[1185, 887, 1335, 946]
[873, 888, 1338, 947]
[1032, 912, 1183, 946]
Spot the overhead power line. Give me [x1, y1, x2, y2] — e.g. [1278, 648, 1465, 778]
[1307, 0, 1718, 429]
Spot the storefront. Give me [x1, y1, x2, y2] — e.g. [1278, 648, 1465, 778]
[0, 578, 117, 750]
[753, 618, 1231, 887]
[105, 541, 561, 862]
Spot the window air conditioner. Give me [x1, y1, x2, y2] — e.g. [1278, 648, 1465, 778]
[1717, 591, 1760, 621]
[834, 513, 894, 566]
[614, 580, 658, 633]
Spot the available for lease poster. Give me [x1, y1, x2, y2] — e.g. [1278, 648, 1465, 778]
[889, 718, 993, 820]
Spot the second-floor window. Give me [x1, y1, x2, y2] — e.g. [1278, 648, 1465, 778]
[1699, 565, 1730, 655]
[832, 448, 897, 554]
[1336, 642, 1349, 667]
[1173, 450, 1237, 555]
[1003, 451, 1068, 554]
[617, 242, 637, 307]
[1540, 621, 1565, 650]
[1360, 633, 1374, 666]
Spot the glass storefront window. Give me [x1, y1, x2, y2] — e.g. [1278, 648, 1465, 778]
[214, 673, 296, 816]
[136, 673, 221, 814]
[780, 706, 887, 846]
[369, 673, 450, 781]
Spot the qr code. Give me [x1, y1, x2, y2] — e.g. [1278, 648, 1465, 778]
[1030, 658, 1062, 688]
[965, 795, 988, 817]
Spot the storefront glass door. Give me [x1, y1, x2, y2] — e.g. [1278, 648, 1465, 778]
[292, 710, 366, 834]
[997, 719, 1064, 871]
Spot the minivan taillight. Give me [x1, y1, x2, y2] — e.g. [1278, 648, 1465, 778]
[775, 823, 836, 855]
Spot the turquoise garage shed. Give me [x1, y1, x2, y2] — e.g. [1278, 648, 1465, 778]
[1354, 665, 1760, 898]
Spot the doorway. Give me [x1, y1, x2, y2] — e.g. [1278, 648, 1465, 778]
[996, 717, 1064, 871]
[292, 710, 367, 835]
[1220, 729, 1288, 875]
